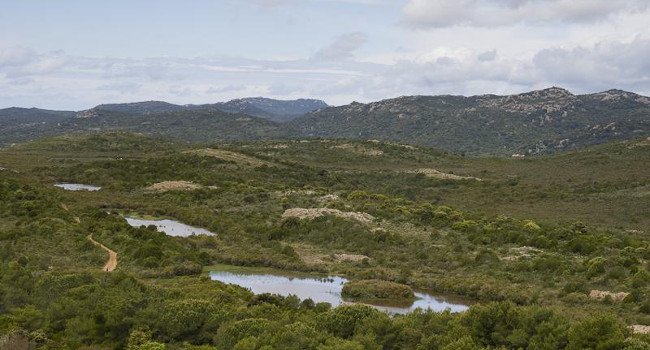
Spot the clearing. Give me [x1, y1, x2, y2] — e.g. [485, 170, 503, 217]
[187, 148, 274, 167]
[282, 207, 375, 224]
[146, 180, 202, 192]
[407, 168, 481, 181]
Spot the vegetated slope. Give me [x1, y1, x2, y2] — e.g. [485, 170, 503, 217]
[0, 107, 76, 144]
[190, 97, 329, 122]
[215, 137, 650, 229]
[0, 107, 75, 123]
[289, 87, 650, 155]
[8, 109, 284, 145]
[80, 101, 186, 116]
[2, 87, 648, 156]
[77, 97, 328, 122]
[0, 98, 326, 145]
[1, 132, 648, 349]
[13, 131, 182, 154]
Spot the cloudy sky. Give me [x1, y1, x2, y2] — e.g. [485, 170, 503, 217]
[1, 0, 649, 109]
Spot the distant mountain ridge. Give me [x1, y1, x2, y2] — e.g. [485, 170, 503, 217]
[1, 88, 648, 155]
[289, 87, 649, 155]
[188, 97, 329, 122]
[76, 97, 328, 122]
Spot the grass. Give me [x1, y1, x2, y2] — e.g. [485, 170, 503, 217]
[1, 132, 648, 324]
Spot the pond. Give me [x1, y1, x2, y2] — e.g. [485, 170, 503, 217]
[209, 267, 469, 315]
[124, 217, 215, 237]
[54, 183, 101, 191]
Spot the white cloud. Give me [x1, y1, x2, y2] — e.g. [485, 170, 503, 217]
[311, 32, 368, 61]
[477, 49, 497, 62]
[1, 34, 649, 109]
[0, 47, 37, 67]
[96, 81, 142, 94]
[247, 0, 292, 7]
[532, 36, 650, 89]
[206, 85, 248, 94]
[401, 0, 650, 28]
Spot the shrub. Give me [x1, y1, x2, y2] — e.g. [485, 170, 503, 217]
[342, 279, 415, 302]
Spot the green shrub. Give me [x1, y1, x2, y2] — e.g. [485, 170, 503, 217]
[342, 279, 415, 301]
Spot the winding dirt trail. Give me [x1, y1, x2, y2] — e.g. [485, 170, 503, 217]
[61, 202, 117, 272]
[87, 235, 118, 272]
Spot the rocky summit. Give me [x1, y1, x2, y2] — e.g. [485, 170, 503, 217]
[1, 87, 648, 155]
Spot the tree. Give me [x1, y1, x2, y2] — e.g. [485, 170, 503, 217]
[567, 315, 627, 350]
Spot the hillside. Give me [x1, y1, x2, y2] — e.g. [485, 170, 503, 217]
[0, 133, 648, 348]
[76, 97, 328, 122]
[0, 108, 76, 145]
[191, 97, 329, 122]
[79, 101, 186, 116]
[1, 88, 648, 155]
[290, 87, 650, 155]
[63, 109, 284, 142]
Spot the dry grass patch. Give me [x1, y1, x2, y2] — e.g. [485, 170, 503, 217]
[407, 168, 481, 181]
[146, 181, 202, 192]
[282, 207, 375, 224]
[274, 189, 317, 197]
[333, 253, 369, 262]
[630, 325, 650, 334]
[292, 244, 369, 266]
[187, 148, 273, 167]
[501, 246, 544, 261]
[589, 289, 629, 302]
[331, 143, 384, 156]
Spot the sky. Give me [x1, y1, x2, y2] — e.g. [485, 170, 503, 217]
[1, 0, 649, 110]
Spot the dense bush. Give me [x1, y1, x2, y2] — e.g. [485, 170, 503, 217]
[342, 279, 415, 302]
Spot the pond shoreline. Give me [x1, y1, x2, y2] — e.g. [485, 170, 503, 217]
[208, 264, 470, 315]
[123, 215, 216, 237]
[54, 183, 101, 191]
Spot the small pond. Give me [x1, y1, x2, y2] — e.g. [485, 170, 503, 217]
[54, 183, 102, 191]
[209, 267, 469, 315]
[124, 217, 215, 237]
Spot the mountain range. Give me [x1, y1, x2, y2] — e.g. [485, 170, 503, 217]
[1, 88, 648, 155]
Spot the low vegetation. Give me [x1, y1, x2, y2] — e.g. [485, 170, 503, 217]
[0, 132, 648, 349]
[342, 279, 415, 302]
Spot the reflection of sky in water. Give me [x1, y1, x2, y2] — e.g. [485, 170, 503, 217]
[55, 183, 101, 191]
[124, 217, 215, 237]
[210, 271, 469, 315]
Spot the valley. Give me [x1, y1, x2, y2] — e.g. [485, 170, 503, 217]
[0, 132, 648, 349]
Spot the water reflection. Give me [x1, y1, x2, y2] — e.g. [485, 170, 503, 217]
[55, 183, 101, 191]
[210, 270, 469, 314]
[124, 217, 215, 237]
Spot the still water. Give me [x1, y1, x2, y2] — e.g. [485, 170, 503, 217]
[209, 269, 469, 315]
[54, 183, 101, 191]
[124, 217, 215, 237]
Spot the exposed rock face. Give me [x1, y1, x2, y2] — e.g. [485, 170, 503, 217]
[2, 88, 648, 155]
[75, 98, 328, 122]
[146, 181, 202, 192]
[589, 289, 629, 302]
[479, 87, 577, 113]
[630, 325, 650, 334]
[282, 208, 375, 224]
[407, 168, 481, 181]
[290, 87, 649, 155]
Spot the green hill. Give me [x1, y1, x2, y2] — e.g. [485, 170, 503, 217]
[1, 88, 648, 156]
[290, 87, 650, 155]
[0, 133, 648, 348]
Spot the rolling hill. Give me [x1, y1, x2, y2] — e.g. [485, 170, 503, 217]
[289, 87, 650, 156]
[76, 97, 328, 122]
[1, 87, 647, 155]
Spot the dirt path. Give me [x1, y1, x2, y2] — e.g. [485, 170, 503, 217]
[61, 202, 118, 272]
[87, 235, 118, 272]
